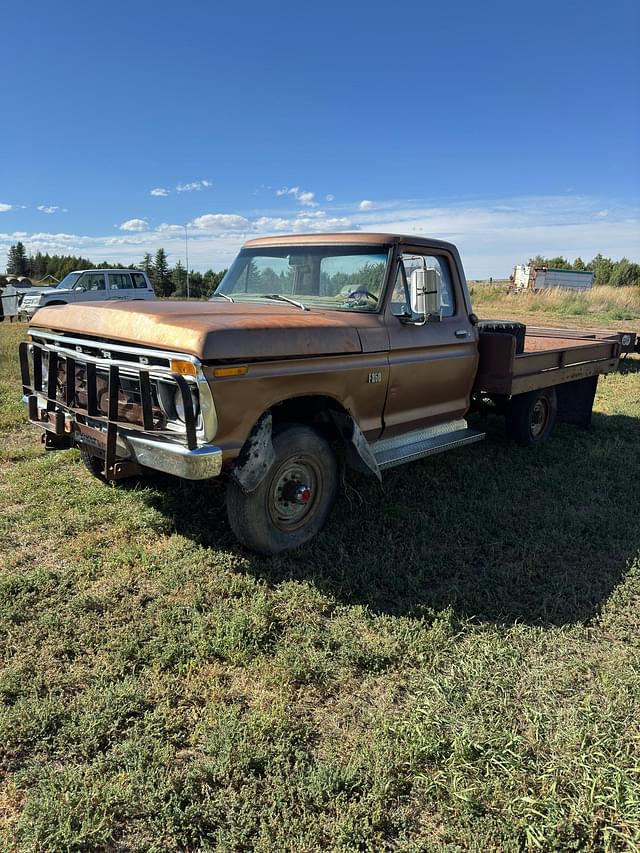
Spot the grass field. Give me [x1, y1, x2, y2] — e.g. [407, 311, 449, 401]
[471, 285, 640, 330]
[1, 310, 639, 852]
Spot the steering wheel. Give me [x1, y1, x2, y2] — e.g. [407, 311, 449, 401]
[347, 288, 378, 303]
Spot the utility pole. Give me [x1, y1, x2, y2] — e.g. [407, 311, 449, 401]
[184, 224, 190, 300]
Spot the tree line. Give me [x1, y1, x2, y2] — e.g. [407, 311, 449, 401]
[528, 254, 640, 287]
[3, 242, 227, 299]
[4, 240, 638, 293]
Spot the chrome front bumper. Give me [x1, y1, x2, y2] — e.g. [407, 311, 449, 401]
[125, 433, 223, 479]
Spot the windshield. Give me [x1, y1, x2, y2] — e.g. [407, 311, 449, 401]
[56, 272, 82, 290]
[212, 246, 390, 312]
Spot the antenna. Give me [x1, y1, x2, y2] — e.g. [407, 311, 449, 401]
[184, 224, 190, 300]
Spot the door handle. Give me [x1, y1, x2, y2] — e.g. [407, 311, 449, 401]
[455, 329, 469, 338]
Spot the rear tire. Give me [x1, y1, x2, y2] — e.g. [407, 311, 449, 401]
[506, 387, 557, 446]
[226, 423, 338, 556]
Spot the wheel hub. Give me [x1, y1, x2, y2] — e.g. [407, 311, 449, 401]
[269, 458, 321, 530]
[530, 398, 548, 437]
[281, 481, 312, 505]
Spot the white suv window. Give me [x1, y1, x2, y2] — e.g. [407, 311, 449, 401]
[109, 273, 133, 289]
[75, 272, 106, 292]
[132, 273, 148, 289]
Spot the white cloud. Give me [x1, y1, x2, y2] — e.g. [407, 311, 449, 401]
[359, 200, 374, 210]
[119, 218, 149, 232]
[176, 180, 212, 193]
[189, 213, 250, 231]
[150, 187, 169, 197]
[253, 214, 353, 233]
[1, 194, 637, 279]
[596, 210, 609, 217]
[325, 194, 335, 202]
[275, 186, 317, 207]
[156, 223, 186, 235]
[355, 195, 640, 276]
[0, 203, 12, 213]
[37, 205, 61, 214]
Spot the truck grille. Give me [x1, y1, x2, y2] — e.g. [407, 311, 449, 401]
[19, 339, 199, 450]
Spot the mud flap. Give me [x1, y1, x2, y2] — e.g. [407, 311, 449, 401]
[230, 411, 276, 493]
[330, 410, 381, 481]
[557, 375, 599, 428]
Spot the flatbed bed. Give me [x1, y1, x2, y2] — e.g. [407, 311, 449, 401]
[475, 328, 621, 396]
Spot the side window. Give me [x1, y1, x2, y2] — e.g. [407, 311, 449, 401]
[75, 272, 106, 292]
[392, 254, 456, 318]
[132, 273, 148, 289]
[109, 273, 133, 290]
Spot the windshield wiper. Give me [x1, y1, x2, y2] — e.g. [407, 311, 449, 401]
[260, 293, 309, 311]
[211, 291, 234, 303]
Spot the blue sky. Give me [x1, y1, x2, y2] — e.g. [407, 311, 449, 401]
[1, 0, 638, 277]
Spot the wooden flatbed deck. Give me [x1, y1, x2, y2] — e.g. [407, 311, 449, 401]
[474, 327, 621, 396]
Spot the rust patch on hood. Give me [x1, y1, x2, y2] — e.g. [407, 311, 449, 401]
[31, 300, 366, 360]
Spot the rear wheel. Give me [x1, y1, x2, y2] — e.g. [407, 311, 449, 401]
[506, 387, 557, 446]
[226, 423, 338, 555]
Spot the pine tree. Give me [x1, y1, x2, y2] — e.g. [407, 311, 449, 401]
[6, 242, 28, 276]
[171, 260, 187, 297]
[141, 253, 153, 275]
[152, 248, 174, 297]
[203, 269, 227, 297]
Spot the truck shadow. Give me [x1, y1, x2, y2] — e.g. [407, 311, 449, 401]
[143, 410, 639, 628]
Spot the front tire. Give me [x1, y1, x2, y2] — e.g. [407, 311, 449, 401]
[506, 387, 557, 446]
[226, 423, 338, 556]
[79, 446, 108, 481]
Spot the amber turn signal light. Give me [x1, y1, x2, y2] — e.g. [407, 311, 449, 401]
[170, 358, 197, 377]
[212, 366, 248, 378]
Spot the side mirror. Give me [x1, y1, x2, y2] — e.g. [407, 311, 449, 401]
[409, 268, 440, 316]
[400, 267, 441, 324]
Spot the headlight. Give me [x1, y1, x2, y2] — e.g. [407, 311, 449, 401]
[40, 351, 49, 386]
[173, 385, 199, 423]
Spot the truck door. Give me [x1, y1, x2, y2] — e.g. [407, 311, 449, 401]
[382, 246, 479, 436]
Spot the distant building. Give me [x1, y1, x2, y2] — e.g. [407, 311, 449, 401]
[512, 264, 594, 291]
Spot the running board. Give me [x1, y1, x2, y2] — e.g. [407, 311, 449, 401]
[371, 420, 485, 470]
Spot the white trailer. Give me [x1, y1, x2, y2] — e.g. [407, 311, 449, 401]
[512, 264, 594, 291]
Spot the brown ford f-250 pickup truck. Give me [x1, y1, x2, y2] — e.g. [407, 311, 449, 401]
[20, 233, 632, 555]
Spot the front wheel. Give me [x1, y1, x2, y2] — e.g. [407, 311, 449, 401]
[226, 423, 338, 555]
[506, 387, 557, 446]
[79, 446, 108, 481]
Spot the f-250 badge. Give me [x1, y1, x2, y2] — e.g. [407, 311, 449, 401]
[368, 371, 383, 384]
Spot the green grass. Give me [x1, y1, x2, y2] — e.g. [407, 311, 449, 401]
[1, 318, 639, 852]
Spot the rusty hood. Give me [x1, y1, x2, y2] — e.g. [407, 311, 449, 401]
[30, 300, 369, 361]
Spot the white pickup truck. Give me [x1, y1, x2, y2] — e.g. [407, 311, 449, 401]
[19, 269, 156, 318]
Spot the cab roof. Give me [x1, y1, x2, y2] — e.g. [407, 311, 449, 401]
[243, 232, 458, 252]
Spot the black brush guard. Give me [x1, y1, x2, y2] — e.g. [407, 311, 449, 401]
[19, 340, 198, 480]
